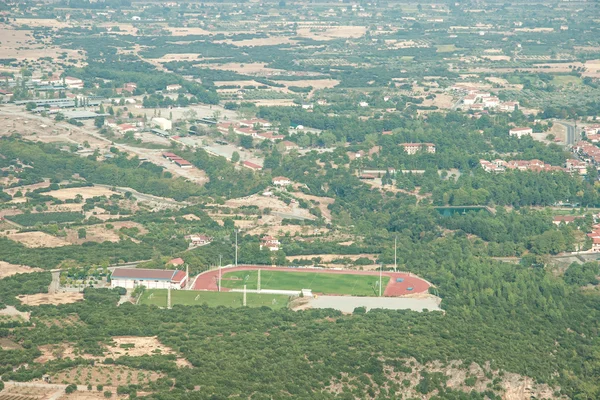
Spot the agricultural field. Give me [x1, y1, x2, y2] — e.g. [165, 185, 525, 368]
[220, 270, 383, 296]
[139, 289, 290, 310]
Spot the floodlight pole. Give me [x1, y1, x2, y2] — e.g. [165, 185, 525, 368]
[218, 254, 222, 292]
[235, 229, 238, 267]
[243, 284, 247, 307]
[257, 268, 261, 292]
[394, 236, 397, 272]
[379, 264, 382, 297]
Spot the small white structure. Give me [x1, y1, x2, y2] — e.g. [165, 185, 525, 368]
[152, 117, 172, 131]
[64, 76, 84, 89]
[166, 84, 182, 92]
[509, 127, 533, 138]
[272, 176, 291, 186]
[185, 234, 212, 246]
[260, 236, 280, 251]
[110, 268, 187, 290]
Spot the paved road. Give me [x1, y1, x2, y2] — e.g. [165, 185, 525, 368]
[557, 121, 578, 145]
[93, 183, 188, 207]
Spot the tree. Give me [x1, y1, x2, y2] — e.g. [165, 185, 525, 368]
[78, 228, 87, 239]
[240, 136, 253, 149]
[25, 102, 36, 111]
[94, 116, 105, 128]
[104, 391, 112, 398]
[231, 151, 240, 163]
[55, 113, 65, 121]
[65, 384, 77, 394]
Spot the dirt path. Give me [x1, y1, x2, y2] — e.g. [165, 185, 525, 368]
[192, 265, 430, 297]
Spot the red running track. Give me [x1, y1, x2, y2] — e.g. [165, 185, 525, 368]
[192, 265, 430, 297]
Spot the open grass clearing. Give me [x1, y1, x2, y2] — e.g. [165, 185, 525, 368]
[139, 289, 290, 309]
[221, 270, 383, 296]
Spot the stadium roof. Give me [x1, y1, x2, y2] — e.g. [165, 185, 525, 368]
[111, 268, 181, 281]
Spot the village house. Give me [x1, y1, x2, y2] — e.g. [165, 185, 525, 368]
[272, 176, 292, 186]
[280, 140, 299, 151]
[242, 161, 262, 171]
[117, 123, 137, 133]
[509, 127, 533, 138]
[499, 102, 519, 112]
[240, 118, 272, 128]
[123, 82, 137, 93]
[185, 234, 212, 247]
[166, 84, 182, 92]
[552, 216, 581, 226]
[260, 236, 280, 251]
[64, 76, 84, 89]
[400, 143, 436, 155]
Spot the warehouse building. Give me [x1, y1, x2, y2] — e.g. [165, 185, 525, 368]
[110, 268, 188, 290]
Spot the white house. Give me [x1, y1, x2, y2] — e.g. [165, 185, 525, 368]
[400, 143, 436, 155]
[509, 127, 533, 138]
[185, 234, 212, 246]
[272, 176, 291, 186]
[152, 117, 172, 130]
[64, 76, 84, 89]
[110, 268, 187, 290]
[166, 84, 182, 92]
[260, 236, 280, 251]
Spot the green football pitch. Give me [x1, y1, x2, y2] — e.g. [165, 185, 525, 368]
[139, 289, 290, 309]
[220, 270, 383, 296]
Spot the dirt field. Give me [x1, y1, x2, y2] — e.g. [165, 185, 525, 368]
[0, 338, 24, 350]
[53, 365, 163, 387]
[0, 25, 83, 62]
[276, 79, 340, 89]
[220, 36, 296, 47]
[251, 99, 298, 106]
[325, 358, 558, 400]
[481, 55, 511, 61]
[246, 224, 329, 237]
[291, 191, 335, 221]
[0, 261, 43, 278]
[106, 336, 191, 367]
[35, 343, 97, 363]
[194, 62, 286, 75]
[296, 25, 367, 40]
[64, 221, 147, 245]
[5, 231, 69, 248]
[224, 194, 314, 220]
[46, 186, 116, 201]
[0, 385, 61, 400]
[164, 26, 212, 36]
[4, 181, 51, 196]
[421, 93, 455, 109]
[18, 292, 84, 306]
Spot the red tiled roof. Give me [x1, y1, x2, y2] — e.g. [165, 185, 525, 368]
[169, 257, 185, 266]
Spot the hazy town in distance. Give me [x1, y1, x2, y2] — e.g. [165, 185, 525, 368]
[1, 0, 600, 399]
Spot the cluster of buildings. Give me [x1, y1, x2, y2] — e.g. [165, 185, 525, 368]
[216, 118, 286, 142]
[479, 158, 586, 175]
[184, 234, 212, 248]
[162, 152, 193, 168]
[587, 225, 600, 252]
[451, 85, 519, 112]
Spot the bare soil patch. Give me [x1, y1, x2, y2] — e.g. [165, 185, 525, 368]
[53, 365, 162, 387]
[35, 343, 96, 363]
[247, 224, 329, 237]
[4, 181, 51, 196]
[278, 79, 339, 90]
[165, 26, 211, 36]
[45, 186, 116, 201]
[221, 36, 296, 47]
[195, 62, 286, 75]
[64, 221, 147, 245]
[106, 336, 192, 367]
[0, 26, 83, 62]
[0, 338, 24, 350]
[481, 55, 511, 61]
[18, 292, 84, 306]
[252, 99, 297, 107]
[296, 25, 367, 40]
[0, 385, 61, 400]
[5, 231, 69, 248]
[0, 261, 43, 278]
[224, 194, 314, 220]
[291, 191, 334, 221]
